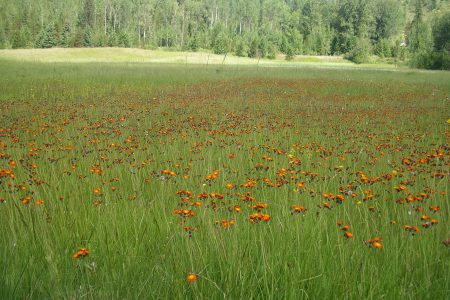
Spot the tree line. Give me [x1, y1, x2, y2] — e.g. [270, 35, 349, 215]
[0, 0, 448, 69]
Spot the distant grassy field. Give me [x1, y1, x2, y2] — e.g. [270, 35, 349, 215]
[0, 47, 404, 69]
[0, 55, 449, 299]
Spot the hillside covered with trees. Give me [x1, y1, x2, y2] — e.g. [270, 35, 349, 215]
[0, 0, 449, 69]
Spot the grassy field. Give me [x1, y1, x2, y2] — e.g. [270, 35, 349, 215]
[0, 47, 404, 70]
[0, 51, 449, 299]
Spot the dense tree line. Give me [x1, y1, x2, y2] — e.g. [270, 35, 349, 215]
[0, 0, 448, 69]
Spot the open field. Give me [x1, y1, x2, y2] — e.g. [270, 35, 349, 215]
[0, 47, 404, 70]
[0, 54, 449, 299]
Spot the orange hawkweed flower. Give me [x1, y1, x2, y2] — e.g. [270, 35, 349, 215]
[366, 237, 383, 249]
[225, 183, 234, 189]
[429, 206, 440, 213]
[291, 205, 307, 215]
[344, 232, 353, 239]
[72, 248, 89, 260]
[186, 273, 198, 283]
[21, 196, 33, 205]
[403, 225, 420, 235]
[372, 242, 383, 249]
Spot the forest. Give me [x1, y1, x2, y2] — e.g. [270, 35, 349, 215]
[0, 0, 449, 69]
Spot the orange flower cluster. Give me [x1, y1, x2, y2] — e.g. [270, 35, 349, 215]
[173, 209, 196, 218]
[249, 213, 271, 223]
[215, 219, 235, 229]
[161, 169, 176, 177]
[205, 170, 220, 181]
[0, 168, 14, 178]
[322, 193, 345, 204]
[290, 204, 307, 215]
[366, 237, 383, 249]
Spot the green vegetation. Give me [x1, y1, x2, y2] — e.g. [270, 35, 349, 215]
[0, 0, 449, 69]
[0, 59, 449, 298]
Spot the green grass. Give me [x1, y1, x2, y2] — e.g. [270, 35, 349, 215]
[0, 47, 405, 70]
[0, 57, 449, 299]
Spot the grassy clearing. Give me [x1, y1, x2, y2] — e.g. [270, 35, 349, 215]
[0, 47, 403, 70]
[0, 58, 449, 299]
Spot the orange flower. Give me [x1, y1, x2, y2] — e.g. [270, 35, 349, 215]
[372, 242, 383, 249]
[366, 237, 383, 249]
[344, 232, 353, 239]
[291, 205, 307, 214]
[186, 273, 197, 283]
[21, 196, 33, 205]
[225, 183, 234, 189]
[72, 248, 89, 260]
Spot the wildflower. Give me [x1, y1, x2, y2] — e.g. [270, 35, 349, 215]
[186, 273, 198, 283]
[403, 225, 420, 235]
[366, 237, 383, 249]
[291, 205, 307, 215]
[72, 248, 89, 260]
[225, 183, 234, 189]
[344, 232, 353, 239]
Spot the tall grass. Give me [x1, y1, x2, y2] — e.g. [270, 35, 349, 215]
[0, 59, 449, 299]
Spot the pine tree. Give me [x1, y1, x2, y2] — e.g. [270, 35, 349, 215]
[59, 24, 72, 48]
[408, 0, 434, 68]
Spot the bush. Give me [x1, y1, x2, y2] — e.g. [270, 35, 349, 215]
[374, 39, 392, 58]
[267, 43, 277, 59]
[235, 38, 248, 57]
[212, 31, 229, 54]
[348, 38, 372, 64]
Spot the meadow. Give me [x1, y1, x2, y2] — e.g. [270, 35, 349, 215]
[0, 53, 449, 299]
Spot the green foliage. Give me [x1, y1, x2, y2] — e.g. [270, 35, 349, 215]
[187, 35, 199, 51]
[408, 22, 434, 68]
[432, 11, 450, 52]
[267, 43, 277, 59]
[108, 32, 118, 47]
[83, 27, 93, 47]
[0, 0, 446, 69]
[348, 38, 372, 64]
[35, 24, 57, 49]
[12, 26, 33, 49]
[374, 39, 392, 58]
[92, 32, 108, 47]
[234, 38, 248, 57]
[117, 31, 131, 48]
[248, 36, 259, 58]
[78, 0, 95, 28]
[212, 31, 229, 54]
[332, 33, 355, 55]
[59, 24, 72, 48]
[0, 28, 6, 49]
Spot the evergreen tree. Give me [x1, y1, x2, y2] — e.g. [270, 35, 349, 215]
[235, 37, 248, 57]
[83, 26, 93, 47]
[59, 24, 72, 48]
[35, 23, 57, 49]
[212, 31, 229, 54]
[248, 36, 260, 58]
[408, 0, 434, 68]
